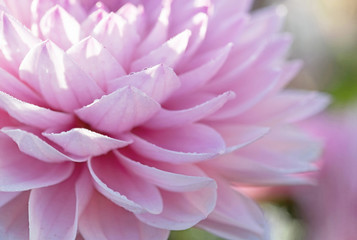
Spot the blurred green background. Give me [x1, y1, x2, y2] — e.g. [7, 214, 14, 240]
[170, 0, 357, 239]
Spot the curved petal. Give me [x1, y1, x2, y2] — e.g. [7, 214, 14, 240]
[131, 30, 191, 72]
[19, 40, 104, 112]
[80, 9, 108, 37]
[238, 90, 331, 125]
[144, 91, 235, 129]
[211, 124, 270, 153]
[75, 86, 161, 134]
[92, 12, 139, 69]
[207, 68, 280, 119]
[0, 67, 43, 105]
[29, 167, 93, 240]
[135, 187, 217, 230]
[43, 128, 131, 157]
[0, 191, 19, 207]
[0, 192, 29, 240]
[88, 153, 163, 214]
[135, 4, 170, 57]
[173, 43, 232, 97]
[0, 91, 74, 130]
[67, 36, 125, 92]
[107, 64, 181, 103]
[39, 5, 80, 49]
[1, 127, 87, 163]
[130, 124, 226, 163]
[0, 133, 74, 191]
[116, 151, 216, 192]
[0, 12, 40, 73]
[79, 191, 169, 240]
[197, 177, 267, 240]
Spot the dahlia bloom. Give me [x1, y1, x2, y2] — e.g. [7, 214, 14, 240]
[0, 0, 329, 239]
[296, 111, 357, 240]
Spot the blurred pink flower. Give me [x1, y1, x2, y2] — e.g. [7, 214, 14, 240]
[0, 0, 329, 239]
[296, 111, 357, 240]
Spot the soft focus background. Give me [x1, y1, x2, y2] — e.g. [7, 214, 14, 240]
[170, 0, 357, 239]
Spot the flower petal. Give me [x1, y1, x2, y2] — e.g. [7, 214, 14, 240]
[0, 133, 74, 191]
[211, 124, 270, 153]
[88, 153, 163, 214]
[144, 91, 235, 129]
[239, 90, 331, 125]
[135, 187, 217, 230]
[116, 151, 216, 192]
[19, 40, 104, 112]
[43, 128, 131, 157]
[76, 86, 161, 134]
[0, 192, 29, 240]
[0, 67, 43, 105]
[107, 64, 180, 103]
[29, 167, 93, 240]
[131, 30, 191, 72]
[0, 91, 74, 130]
[130, 124, 226, 163]
[67, 36, 126, 91]
[0, 11, 40, 73]
[92, 12, 139, 69]
[172, 43, 232, 97]
[39, 5, 80, 49]
[0, 191, 19, 207]
[79, 191, 169, 240]
[1, 127, 87, 163]
[197, 177, 267, 240]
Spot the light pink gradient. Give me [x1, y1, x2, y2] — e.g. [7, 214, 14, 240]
[0, 1, 329, 239]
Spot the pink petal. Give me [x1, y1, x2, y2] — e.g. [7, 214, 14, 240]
[174, 12, 208, 63]
[43, 128, 131, 157]
[19, 40, 104, 112]
[207, 68, 280, 119]
[172, 43, 232, 97]
[116, 3, 145, 38]
[67, 36, 126, 91]
[144, 91, 235, 129]
[116, 150, 216, 192]
[202, 12, 247, 51]
[0, 67, 44, 105]
[107, 64, 180, 103]
[1, 127, 87, 163]
[0, 191, 19, 208]
[2, 0, 33, 27]
[239, 90, 331, 125]
[29, 167, 93, 240]
[254, 33, 293, 66]
[39, 5, 80, 49]
[197, 177, 267, 240]
[135, 188, 217, 230]
[130, 124, 226, 163]
[238, 126, 322, 172]
[204, 152, 315, 185]
[79, 191, 169, 240]
[88, 153, 163, 214]
[135, 5, 170, 57]
[92, 12, 139, 70]
[0, 12, 40, 73]
[0, 192, 29, 240]
[80, 9, 108, 38]
[76, 86, 160, 134]
[0, 91, 74, 130]
[211, 124, 270, 152]
[131, 30, 191, 72]
[0, 133, 74, 191]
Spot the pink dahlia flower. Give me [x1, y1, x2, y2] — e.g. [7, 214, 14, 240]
[296, 111, 357, 240]
[0, 0, 329, 239]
